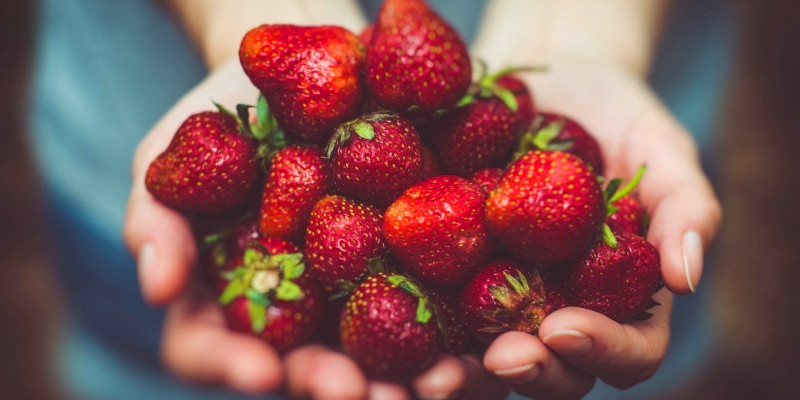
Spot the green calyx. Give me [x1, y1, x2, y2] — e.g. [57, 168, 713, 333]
[386, 274, 433, 324]
[600, 165, 647, 248]
[513, 118, 574, 161]
[474, 61, 547, 112]
[217, 248, 306, 334]
[325, 111, 397, 157]
[215, 94, 287, 164]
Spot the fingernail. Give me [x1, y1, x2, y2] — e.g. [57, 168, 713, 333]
[542, 330, 593, 358]
[682, 230, 703, 293]
[494, 363, 540, 384]
[138, 242, 156, 296]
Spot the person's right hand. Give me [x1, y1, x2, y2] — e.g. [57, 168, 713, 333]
[123, 59, 507, 400]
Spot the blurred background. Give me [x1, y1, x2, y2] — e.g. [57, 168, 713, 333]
[1, 1, 799, 399]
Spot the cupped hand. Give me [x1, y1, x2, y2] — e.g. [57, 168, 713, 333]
[481, 61, 722, 399]
[123, 59, 507, 400]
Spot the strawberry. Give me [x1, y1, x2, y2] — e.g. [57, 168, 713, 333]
[419, 145, 443, 180]
[365, 0, 471, 114]
[425, 70, 534, 177]
[384, 176, 492, 286]
[240, 25, 365, 144]
[145, 111, 259, 213]
[607, 194, 646, 235]
[359, 24, 374, 45]
[326, 112, 423, 207]
[459, 260, 548, 344]
[305, 195, 388, 295]
[563, 231, 662, 322]
[486, 151, 605, 265]
[470, 168, 503, 193]
[517, 112, 605, 174]
[259, 145, 328, 240]
[340, 273, 439, 380]
[218, 247, 324, 352]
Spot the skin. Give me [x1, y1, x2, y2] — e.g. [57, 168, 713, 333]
[124, 0, 721, 399]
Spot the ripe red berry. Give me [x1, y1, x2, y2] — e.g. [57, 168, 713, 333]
[384, 176, 492, 286]
[563, 232, 662, 322]
[518, 113, 605, 174]
[259, 145, 328, 240]
[146, 111, 259, 213]
[486, 151, 605, 265]
[470, 168, 504, 193]
[459, 260, 548, 343]
[240, 25, 365, 144]
[327, 112, 423, 207]
[607, 195, 646, 235]
[341, 273, 439, 380]
[305, 195, 388, 295]
[365, 0, 471, 114]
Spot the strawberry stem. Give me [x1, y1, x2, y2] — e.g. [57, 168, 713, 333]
[601, 223, 619, 248]
[609, 165, 647, 203]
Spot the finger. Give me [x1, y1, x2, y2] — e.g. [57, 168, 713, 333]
[367, 382, 410, 400]
[161, 286, 283, 394]
[625, 109, 722, 294]
[123, 182, 196, 305]
[411, 355, 466, 400]
[483, 332, 595, 400]
[285, 345, 368, 400]
[539, 290, 673, 389]
[460, 354, 510, 400]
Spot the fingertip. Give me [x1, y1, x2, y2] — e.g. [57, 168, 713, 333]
[483, 331, 547, 383]
[368, 382, 410, 400]
[307, 351, 367, 400]
[412, 355, 467, 400]
[224, 340, 284, 394]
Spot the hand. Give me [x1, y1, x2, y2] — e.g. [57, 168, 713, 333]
[479, 60, 722, 399]
[123, 59, 507, 399]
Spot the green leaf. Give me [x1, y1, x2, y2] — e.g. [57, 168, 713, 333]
[243, 248, 262, 266]
[604, 178, 623, 203]
[220, 267, 249, 281]
[274, 281, 304, 301]
[416, 297, 433, 324]
[609, 165, 647, 203]
[518, 270, 530, 293]
[211, 243, 227, 268]
[455, 94, 476, 108]
[282, 261, 306, 280]
[248, 300, 268, 334]
[246, 288, 270, 307]
[601, 223, 619, 248]
[213, 101, 238, 122]
[218, 278, 248, 305]
[387, 274, 423, 298]
[353, 121, 375, 140]
[493, 87, 518, 112]
[235, 104, 254, 136]
[532, 120, 565, 150]
[547, 139, 574, 152]
[503, 271, 527, 295]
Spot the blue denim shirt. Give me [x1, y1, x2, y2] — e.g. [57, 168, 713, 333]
[30, 1, 730, 399]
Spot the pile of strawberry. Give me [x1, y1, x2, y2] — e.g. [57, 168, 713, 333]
[145, 0, 662, 381]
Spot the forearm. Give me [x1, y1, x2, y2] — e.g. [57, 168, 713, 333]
[472, 0, 671, 77]
[166, 0, 367, 69]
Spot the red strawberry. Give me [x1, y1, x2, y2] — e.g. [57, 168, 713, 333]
[425, 71, 533, 177]
[305, 195, 388, 295]
[145, 111, 259, 213]
[607, 195, 646, 235]
[470, 168, 503, 193]
[384, 176, 492, 286]
[459, 260, 548, 344]
[240, 25, 365, 144]
[359, 24, 374, 45]
[486, 151, 605, 265]
[563, 231, 662, 322]
[259, 145, 328, 240]
[517, 112, 605, 174]
[419, 145, 443, 180]
[340, 273, 439, 380]
[218, 247, 324, 352]
[366, 0, 471, 114]
[327, 112, 423, 207]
